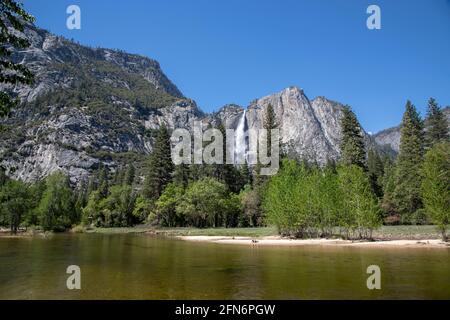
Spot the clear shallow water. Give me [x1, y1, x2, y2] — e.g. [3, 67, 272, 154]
[0, 233, 449, 299]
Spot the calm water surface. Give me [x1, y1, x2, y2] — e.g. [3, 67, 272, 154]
[0, 233, 449, 299]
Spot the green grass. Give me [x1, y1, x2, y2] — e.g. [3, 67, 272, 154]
[86, 226, 151, 234]
[152, 227, 278, 237]
[86, 225, 443, 240]
[372, 225, 442, 240]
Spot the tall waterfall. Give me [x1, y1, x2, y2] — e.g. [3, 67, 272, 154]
[234, 110, 247, 164]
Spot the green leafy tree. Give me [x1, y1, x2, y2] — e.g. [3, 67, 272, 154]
[337, 165, 382, 239]
[263, 159, 311, 237]
[239, 185, 262, 227]
[425, 98, 448, 148]
[0, 179, 30, 233]
[222, 192, 242, 228]
[143, 125, 174, 200]
[82, 190, 104, 226]
[421, 142, 450, 241]
[176, 177, 228, 228]
[0, 0, 35, 117]
[132, 195, 153, 224]
[394, 101, 425, 221]
[340, 106, 367, 170]
[101, 185, 136, 227]
[37, 172, 76, 231]
[83, 185, 136, 227]
[153, 182, 184, 227]
[313, 166, 343, 237]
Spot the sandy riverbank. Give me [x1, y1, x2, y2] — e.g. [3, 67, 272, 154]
[178, 235, 450, 248]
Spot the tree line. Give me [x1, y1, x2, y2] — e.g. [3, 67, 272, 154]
[0, 1, 448, 240]
[1, 99, 448, 240]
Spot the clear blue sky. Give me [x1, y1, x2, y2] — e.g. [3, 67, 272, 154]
[22, 0, 450, 133]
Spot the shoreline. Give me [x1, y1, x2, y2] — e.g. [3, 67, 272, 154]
[2, 226, 449, 248]
[178, 235, 450, 249]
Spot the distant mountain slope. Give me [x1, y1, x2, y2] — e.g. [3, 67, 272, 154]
[7, 23, 183, 102]
[0, 24, 201, 183]
[1, 24, 428, 183]
[374, 107, 450, 153]
[215, 87, 377, 164]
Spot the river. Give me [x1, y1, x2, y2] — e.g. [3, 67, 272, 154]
[0, 233, 449, 299]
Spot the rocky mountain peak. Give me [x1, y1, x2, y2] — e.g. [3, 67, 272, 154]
[1, 24, 405, 183]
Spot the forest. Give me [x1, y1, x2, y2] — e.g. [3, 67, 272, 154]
[1, 99, 449, 240]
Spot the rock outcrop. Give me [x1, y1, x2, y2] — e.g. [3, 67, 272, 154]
[374, 107, 450, 153]
[1, 24, 427, 183]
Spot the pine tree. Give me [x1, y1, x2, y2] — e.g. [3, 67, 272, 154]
[0, 0, 35, 117]
[97, 166, 110, 198]
[216, 124, 242, 193]
[264, 104, 277, 157]
[173, 164, 190, 188]
[112, 166, 125, 185]
[367, 148, 384, 198]
[143, 125, 174, 200]
[74, 178, 88, 220]
[253, 104, 279, 187]
[381, 157, 397, 220]
[340, 106, 367, 170]
[425, 98, 449, 148]
[239, 163, 252, 188]
[86, 173, 98, 197]
[124, 164, 135, 186]
[393, 100, 425, 220]
[0, 166, 7, 186]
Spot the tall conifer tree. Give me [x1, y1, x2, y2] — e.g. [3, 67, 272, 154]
[0, 0, 35, 117]
[393, 101, 424, 219]
[143, 125, 174, 200]
[425, 98, 448, 148]
[339, 106, 367, 170]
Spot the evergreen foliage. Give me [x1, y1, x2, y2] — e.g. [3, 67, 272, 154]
[0, 0, 35, 117]
[425, 98, 449, 148]
[143, 125, 174, 200]
[393, 101, 425, 221]
[340, 106, 366, 170]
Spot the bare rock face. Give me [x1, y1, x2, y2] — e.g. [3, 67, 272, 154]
[0, 24, 199, 183]
[374, 107, 450, 153]
[245, 87, 339, 163]
[1, 24, 407, 183]
[215, 87, 376, 164]
[373, 126, 401, 153]
[7, 24, 183, 102]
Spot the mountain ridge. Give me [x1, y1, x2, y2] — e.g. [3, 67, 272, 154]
[0, 24, 435, 183]
[373, 106, 450, 153]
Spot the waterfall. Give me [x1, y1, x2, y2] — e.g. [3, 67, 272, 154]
[235, 110, 247, 164]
